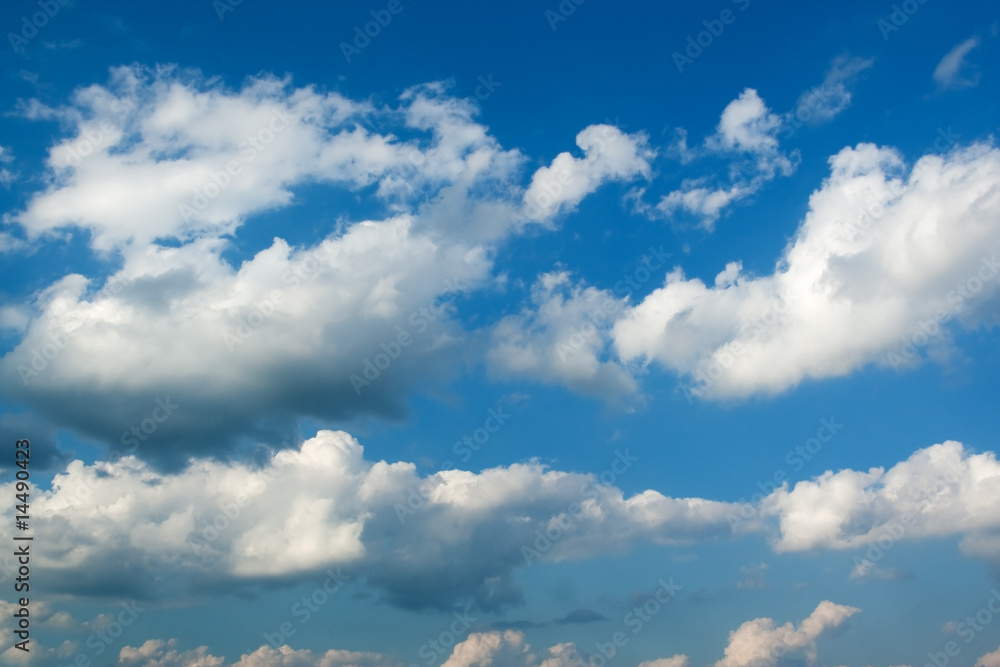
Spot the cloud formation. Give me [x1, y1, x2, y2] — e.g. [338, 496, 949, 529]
[118, 639, 393, 667]
[0, 67, 654, 467]
[495, 141, 1000, 402]
[615, 142, 1000, 399]
[933, 37, 981, 90]
[977, 644, 1000, 667]
[520, 124, 653, 222]
[0, 429, 740, 610]
[2, 432, 997, 618]
[762, 441, 1000, 563]
[714, 600, 860, 667]
[790, 55, 873, 125]
[104, 631, 691, 667]
[651, 55, 870, 229]
[656, 88, 797, 227]
[486, 270, 639, 399]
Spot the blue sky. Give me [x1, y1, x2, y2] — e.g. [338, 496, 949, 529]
[1, 1, 999, 666]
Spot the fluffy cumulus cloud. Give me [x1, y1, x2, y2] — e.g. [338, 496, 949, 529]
[4, 432, 996, 616]
[0, 216, 493, 467]
[520, 124, 653, 222]
[708, 88, 785, 154]
[438, 630, 686, 667]
[0, 603, 871, 667]
[615, 141, 1000, 399]
[714, 600, 860, 667]
[485, 271, 639, 399]
[498, 140, 1000, 403]
[6, 610, 875, 667]
[656, 88, 797, 228]
[645, 54, 867, 229]
[0, 429, 741, 609]
[0, 66, 654, 467]
[103, 632, 692, 667]
[7, 65, 999, 454]
[117, 639, 224, 667]
[761, 441, 1000, 564]
[15, 66, 374, 251]
[977, 645, 1000, 667]
[440, 630, 536, 666]
[114, 639, 398, 667]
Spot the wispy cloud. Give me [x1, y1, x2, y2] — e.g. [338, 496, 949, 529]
[790, 54, 874, 124]
[934, 36, 981, 90]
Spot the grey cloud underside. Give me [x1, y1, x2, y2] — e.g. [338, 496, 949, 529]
[0, 411, 68, 472]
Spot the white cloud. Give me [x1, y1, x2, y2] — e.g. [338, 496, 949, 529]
[0, 68, 661, 462]
[790, 55, 873, 125]
[520, 124, 653, 222]
[110, 633, 690, 667]
[115, 639, 396, 667]
[5, 438, 998, 662]
[639, 658, 691, 667]
[655, 88, 797, 228]
[0, 231, 27, 253]
[714, 600, 860, 667]
[8, 429, 995, 613]
[615, 142, 1000, 399]
[656, 182, 752, 223]
[118, 639, 224, 667]
[0, 221, 490, 464]
[493, 174, 1000, 524]
[440, 630, 536, 667]
[229, 646, 397, 667]
[977, 645, 1000, 667]
[761, 441, 1000, 556]
[485, 271, 639, 399]
[0, 429, 742, 608]
[12, 66, 388, 252]
[440, 630, 687, 667]
[708, 88, 783, 154]
[0, 144, 15, 188]
[934, 37, 981, 90]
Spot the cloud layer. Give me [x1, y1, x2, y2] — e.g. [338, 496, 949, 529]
[2, 431, 997, 615]
[0, 429, 738, 610]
